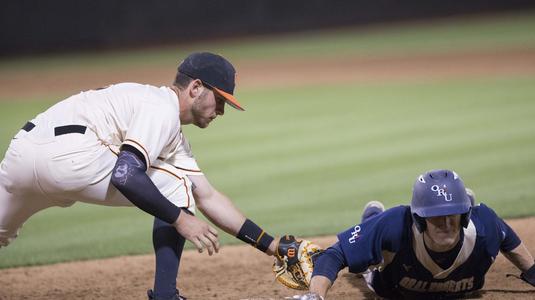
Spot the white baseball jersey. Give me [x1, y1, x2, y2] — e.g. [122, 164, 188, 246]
[0, 83, 200, 247]
[34, 83, 200, 170]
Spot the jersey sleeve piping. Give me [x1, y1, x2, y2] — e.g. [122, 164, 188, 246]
[107, 145, 119, 156]
[109, 145, 193, 210]
[150, 166, 191, 208]
[173, 165, 202, 173]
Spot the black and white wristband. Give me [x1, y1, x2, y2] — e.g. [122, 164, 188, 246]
[236, 219, 274, 253]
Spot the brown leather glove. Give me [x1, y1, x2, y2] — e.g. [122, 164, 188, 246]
[273, 235, 323, 290]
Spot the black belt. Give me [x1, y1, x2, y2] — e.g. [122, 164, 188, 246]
[22, 122, 87, 136]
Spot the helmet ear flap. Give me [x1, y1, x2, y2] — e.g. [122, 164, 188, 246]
[413, 209, 471, 233]
[412, 213, 427, 233]
[461, 208, 472, 228]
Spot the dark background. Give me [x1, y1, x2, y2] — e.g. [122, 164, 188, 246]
[2, 0, 535, 56]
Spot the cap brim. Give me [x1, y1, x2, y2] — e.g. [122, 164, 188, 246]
[213, 87, 245, 111]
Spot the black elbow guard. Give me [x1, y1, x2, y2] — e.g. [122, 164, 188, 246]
[111, 150, 146, 187]
[111, 150, 180, 224]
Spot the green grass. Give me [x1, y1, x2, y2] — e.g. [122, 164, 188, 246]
[0, 205, 153, 267]
[0, 97, 60, 143]
[1, 76, 534, 268]
[189, 76, 535, 229]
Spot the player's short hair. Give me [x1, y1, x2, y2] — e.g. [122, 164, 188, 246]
[173, 72, 194, 89]
[173, 72, 211, 99]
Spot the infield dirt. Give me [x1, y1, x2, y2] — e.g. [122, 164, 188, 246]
[1, 217, 534, 299]
[1, 47, 535, 299]
[1, 47, 535, 100]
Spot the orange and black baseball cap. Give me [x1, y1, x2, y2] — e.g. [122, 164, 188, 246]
[178, 52, 244, 111]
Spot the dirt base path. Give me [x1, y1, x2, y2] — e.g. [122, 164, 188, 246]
[1, 217, 535, 300]
[1, 47, 535, 101]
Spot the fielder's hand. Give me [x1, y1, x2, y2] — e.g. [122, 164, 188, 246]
[273, 235, 323, 290]
[173, 211, 219, 255]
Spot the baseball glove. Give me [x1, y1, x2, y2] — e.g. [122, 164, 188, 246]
[273, 235, 323, 290]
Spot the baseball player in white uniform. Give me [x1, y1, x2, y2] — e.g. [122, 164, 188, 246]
[0, 52, 280, 300]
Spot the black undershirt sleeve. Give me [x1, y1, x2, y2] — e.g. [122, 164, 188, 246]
[121, 144, 146, 167]
[110, 148, 181, 224]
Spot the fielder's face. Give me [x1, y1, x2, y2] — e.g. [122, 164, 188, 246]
[191, 88, 226, 128]
[424, 214, 462, 251]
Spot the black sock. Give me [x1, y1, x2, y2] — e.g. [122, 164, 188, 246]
[152, 217, 185, 299]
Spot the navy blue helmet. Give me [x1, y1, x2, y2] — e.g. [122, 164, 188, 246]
[410, 169, 472, 232]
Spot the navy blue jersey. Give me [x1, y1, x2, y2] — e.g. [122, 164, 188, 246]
[313, 203, 521, 299]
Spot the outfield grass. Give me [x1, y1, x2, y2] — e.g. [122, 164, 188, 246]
[1, 12, 535, 268]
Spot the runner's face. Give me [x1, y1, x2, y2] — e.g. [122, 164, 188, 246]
[425, 214, 461, 250]
[191, 89, 225, 128]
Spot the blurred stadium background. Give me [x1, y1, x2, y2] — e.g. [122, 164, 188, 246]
[1, 1, 535, 268]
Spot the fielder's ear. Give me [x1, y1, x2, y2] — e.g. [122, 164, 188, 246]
[188, 79, 205, 98]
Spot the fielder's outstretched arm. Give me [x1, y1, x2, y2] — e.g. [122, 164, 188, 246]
[188, 174, 277, 255]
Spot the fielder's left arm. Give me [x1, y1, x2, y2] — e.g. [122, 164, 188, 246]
[188, 174, 277, 255]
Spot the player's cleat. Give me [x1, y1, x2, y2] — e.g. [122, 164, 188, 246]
[361, 200, 385, 223]
[147, 289, 187, 300]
